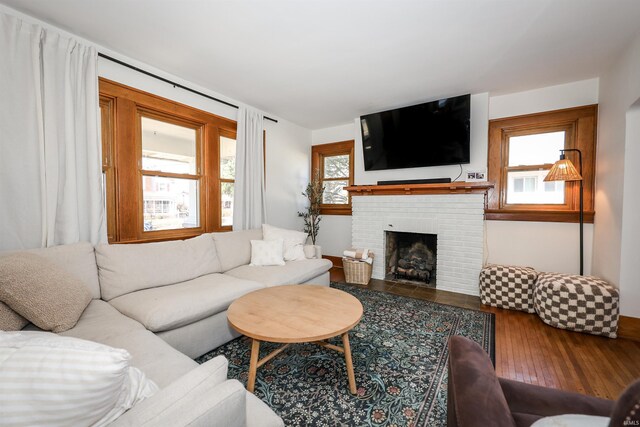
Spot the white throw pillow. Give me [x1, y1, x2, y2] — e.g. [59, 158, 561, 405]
[0, 331, 158, 427]
[262, 224, 307, 261]
[250, 239, 286, 266]
[531, 414, 610, 427]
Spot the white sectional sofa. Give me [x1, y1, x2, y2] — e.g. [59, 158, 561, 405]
[6, 228, 332, 426]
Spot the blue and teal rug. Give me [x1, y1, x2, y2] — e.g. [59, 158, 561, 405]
[196, 282, 494, 426]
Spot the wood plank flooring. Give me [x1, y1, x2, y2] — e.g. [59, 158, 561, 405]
[330, 267, 640, 401]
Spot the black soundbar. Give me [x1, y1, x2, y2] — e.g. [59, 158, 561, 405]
[377, 178, 452, 185]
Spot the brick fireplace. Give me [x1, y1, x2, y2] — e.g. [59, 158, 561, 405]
[348, 182, 491, 296]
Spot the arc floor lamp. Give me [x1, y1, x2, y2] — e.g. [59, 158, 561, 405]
[544, 148, 584, 275]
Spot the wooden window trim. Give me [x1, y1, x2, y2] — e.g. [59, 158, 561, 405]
[311, 140, 354, 216]
[99, 78, 237, 243]
[99, 95, 117, 242]
[486, 105, 597, 223]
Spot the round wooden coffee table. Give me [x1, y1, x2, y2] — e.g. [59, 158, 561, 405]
[227, 285, 363, 394]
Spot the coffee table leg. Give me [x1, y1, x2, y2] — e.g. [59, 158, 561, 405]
[342, 332, 357, 394]
[247, 339, 261, 393]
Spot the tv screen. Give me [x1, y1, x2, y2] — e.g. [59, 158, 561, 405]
[360, 94, 471, 171]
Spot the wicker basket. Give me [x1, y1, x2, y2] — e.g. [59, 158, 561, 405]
[342, 258, 373, 285]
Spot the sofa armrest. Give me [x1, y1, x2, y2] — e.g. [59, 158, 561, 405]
[448, 336, 516, 427]
[112, 379, 247, 427]
[498, 378, 614, 420]
[246, 391, 284, 427]
[111, 356, 243, 427]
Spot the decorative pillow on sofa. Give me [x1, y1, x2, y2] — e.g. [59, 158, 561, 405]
[0, 331, 158, 427]
[250, 239, 286, 266]
[262, 224, 307, 261]
[0, 301, 28, 331]
[0, 253, 92, 332]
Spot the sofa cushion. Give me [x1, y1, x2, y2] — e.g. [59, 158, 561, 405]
[212, 229, 262, 272]
[0, 301, 28, 330]
[0, 253, 92, 332]
[109, 273, 265, 333]
[263, 224, 307, 261]
[448, 336, 516, 427]
[0, 331, 158, 427]
[224, 258, 332, 287]
[250, 239, 285, 266]
[0, 242, 101, 299]
[49, 300, 197, 388]
[96, 234, 222, 301]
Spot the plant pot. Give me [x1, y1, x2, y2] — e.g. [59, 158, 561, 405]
[314, 245, 322, 259]
[303, 245, 316, 259]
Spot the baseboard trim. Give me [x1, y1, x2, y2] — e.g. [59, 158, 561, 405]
[618, 315, 640, 342]
[323, 255, 343, 268]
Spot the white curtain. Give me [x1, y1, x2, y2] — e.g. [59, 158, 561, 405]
[233, 107, 266, 230]
[0, 12, 105, 251]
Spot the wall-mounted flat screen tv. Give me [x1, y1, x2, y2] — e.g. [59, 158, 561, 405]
[360, 94, 471, 171]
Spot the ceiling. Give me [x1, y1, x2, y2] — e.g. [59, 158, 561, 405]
[3, 0, 640, 129]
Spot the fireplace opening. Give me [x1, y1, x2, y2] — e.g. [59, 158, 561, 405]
[385, 231, 437, 287]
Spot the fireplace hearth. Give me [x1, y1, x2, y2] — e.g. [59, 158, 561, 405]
[385, 231, 437, 287]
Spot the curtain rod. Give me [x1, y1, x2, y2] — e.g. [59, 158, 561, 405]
[98, 53, 278, 123]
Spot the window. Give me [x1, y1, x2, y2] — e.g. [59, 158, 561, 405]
[311, 140, 354, 215]
[487, 105, 597, 223]
[99, 78, 237, 243]
[219, 131, 236, 227]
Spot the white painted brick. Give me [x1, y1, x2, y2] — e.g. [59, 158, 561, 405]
[352, 194, 484, 296]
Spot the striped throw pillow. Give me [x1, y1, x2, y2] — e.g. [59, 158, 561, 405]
[0, 331, 158, 426]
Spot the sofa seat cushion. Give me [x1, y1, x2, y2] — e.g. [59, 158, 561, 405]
[224, 258, 332, 287]
[109, 273, 265, 333]
[52, 300, 197, 388]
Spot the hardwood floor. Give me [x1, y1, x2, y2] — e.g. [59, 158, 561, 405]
[330, 267, 640, 401]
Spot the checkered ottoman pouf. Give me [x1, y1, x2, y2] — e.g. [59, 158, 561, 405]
[533, 273, 619, 338]
[479, 264, 538, 313]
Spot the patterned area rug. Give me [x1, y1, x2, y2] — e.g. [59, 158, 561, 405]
[196, 282, 494, 426]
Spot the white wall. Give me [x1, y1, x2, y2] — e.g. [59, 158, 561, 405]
[0, 4, 312, 234]
[313, 84, 600, 276]
[264, 119, 311, 229]
[311, 94, 489, 257]
[620, 103, 640, 317]
[489, 78, 600, 119]
[486, 79, 599, 275]
[596, 32, 640, 317]
[311, 124, 354, 256]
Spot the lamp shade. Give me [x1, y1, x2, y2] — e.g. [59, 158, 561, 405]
[544, 159, 582, 182]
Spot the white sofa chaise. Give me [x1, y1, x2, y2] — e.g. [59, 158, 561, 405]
[5, 228, 332, 426]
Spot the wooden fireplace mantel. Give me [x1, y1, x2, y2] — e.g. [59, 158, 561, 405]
[344, 181, 494, 196]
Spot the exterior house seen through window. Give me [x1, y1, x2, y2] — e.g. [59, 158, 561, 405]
[141, 116, 200, 232]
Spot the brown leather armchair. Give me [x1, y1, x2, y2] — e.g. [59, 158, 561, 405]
[447, 336, 640, 427]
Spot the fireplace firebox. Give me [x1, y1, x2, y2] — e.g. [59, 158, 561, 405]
[385, 231, 437, 287]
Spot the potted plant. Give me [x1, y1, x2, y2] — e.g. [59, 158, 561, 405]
[298, 172, 324, 258]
